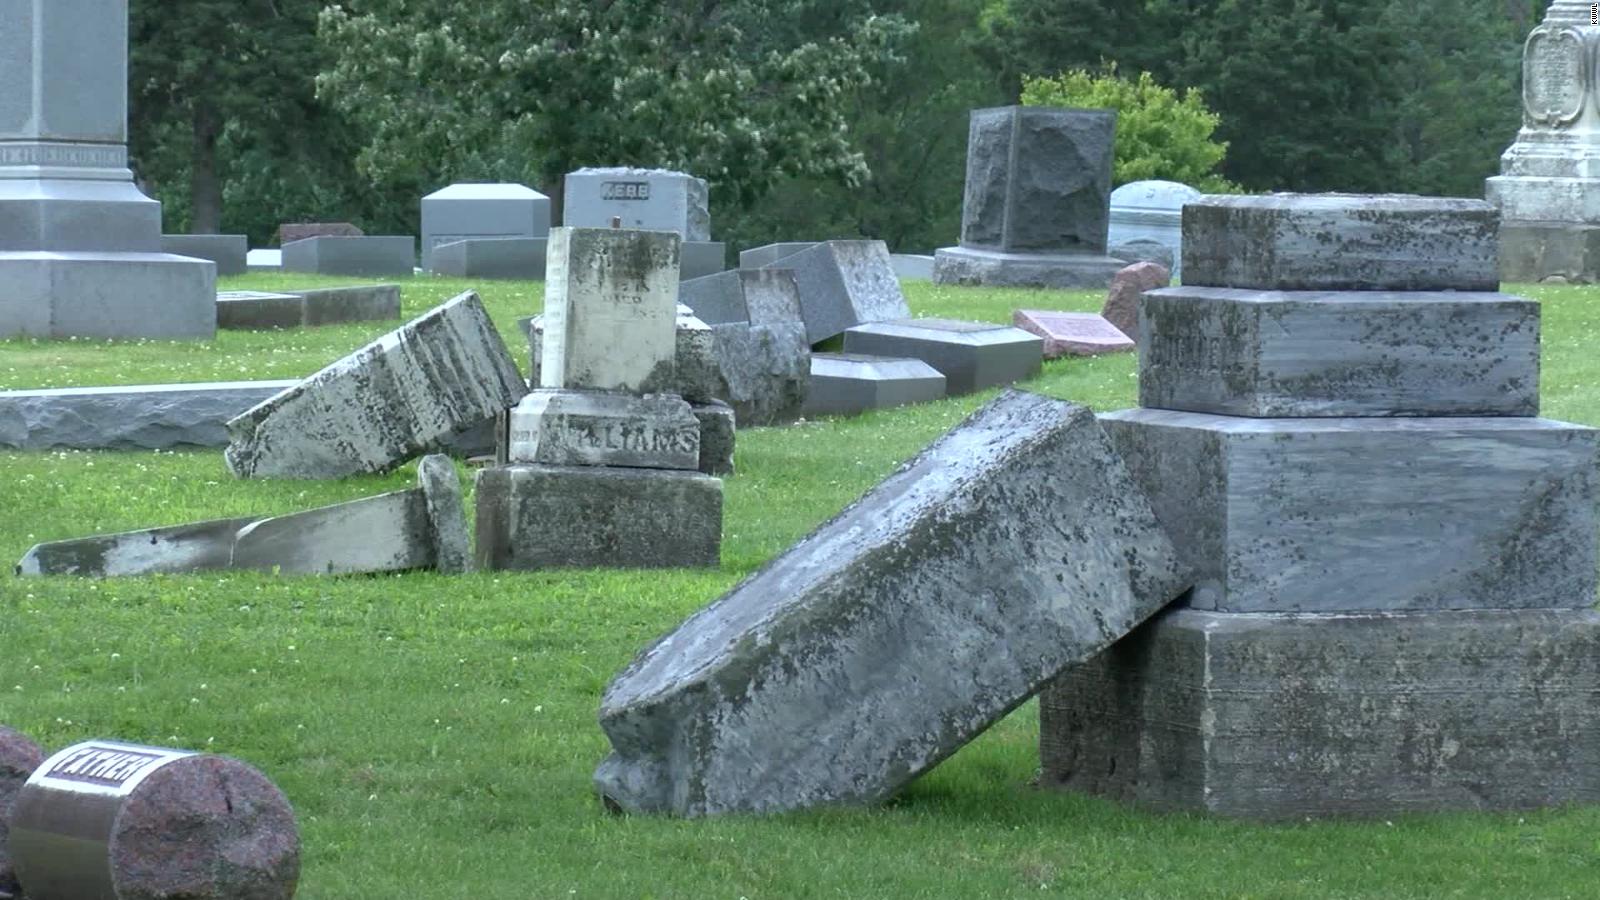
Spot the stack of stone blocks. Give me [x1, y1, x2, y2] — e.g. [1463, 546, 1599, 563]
[422, 182, 551, 278]
[1042, 193, 1600, 819]
[563, 169, 725, 280]
[476, 227, 724, 570]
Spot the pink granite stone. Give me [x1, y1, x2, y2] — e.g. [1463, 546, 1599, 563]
[1100, 260, 1171, 340]
[1012, 310, 1135, 358]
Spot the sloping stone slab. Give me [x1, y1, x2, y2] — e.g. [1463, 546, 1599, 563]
[1042, 607, 1600, 819]
[890, 254, 935, 280]
[592, 389, 1191, 817]
[18, 516, 263, 577]
[1012, 310, 1133, 358]
[842, 318, 1042, 394]
[678, 270, 748, 325]
[1138, 287, 1540, 417]
[225, 291, 527, 479]
[230, 489, 432, 575]
[681, 241, 727, 281]
[1100, 408, 1598, 612]
[756, 241, 909, 343]
[1181, 194, 1500, 291]
[802, 353, 945, 416]
[0, 380, 296, 451]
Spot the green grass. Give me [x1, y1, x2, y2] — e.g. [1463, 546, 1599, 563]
[3, 276, 1600, 898]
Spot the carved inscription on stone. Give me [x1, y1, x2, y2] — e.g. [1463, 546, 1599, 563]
[0, 142, 126, 168]
[602, 181, 651, 201]
[513, 421, 698, 456]
[1524, 26, 1588, 127]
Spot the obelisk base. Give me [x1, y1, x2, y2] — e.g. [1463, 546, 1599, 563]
[1496, 220, 1600, 284]
[0, 251, 217, 339]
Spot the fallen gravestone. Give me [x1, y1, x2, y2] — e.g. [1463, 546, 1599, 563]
[803, 353, 946, 416]
[594, 390, 1191, 816]
[17, 515, 264, 577]
[225, 291, 527, 479]
[1100, 261, 1171, 341]
[739, 242, 815, 270]
[0, 381, 297, 451]
[1012, 311, 1133, 358]
[840, 318, 1042, 394]
[754, 241, 909, 344]
[711, 320, 810, 426]
[9, 740, 299, 900]
[0, 727, 44, 899]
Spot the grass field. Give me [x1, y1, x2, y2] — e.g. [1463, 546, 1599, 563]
[2, 275, 1599, 898]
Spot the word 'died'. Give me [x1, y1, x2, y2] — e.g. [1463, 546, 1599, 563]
[602, 181, 652, 201]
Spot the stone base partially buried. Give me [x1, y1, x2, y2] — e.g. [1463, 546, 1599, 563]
[932, 246, 1124, 289]
[474, 464, 722, 570]
[0, 251, 216, 339]
[1040, 607, 1600, 820]
[1497, 220, 1600, 285]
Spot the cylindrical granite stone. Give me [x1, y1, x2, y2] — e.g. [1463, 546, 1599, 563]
[0, 727, 46, 898]
[1181, 194, 1501, 291]
[9, 743, 299, 900]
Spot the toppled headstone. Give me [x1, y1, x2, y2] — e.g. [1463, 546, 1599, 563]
[1012, 311, 1134, 358]
[507, 391, 700, 470]
[18, 515, 263, 577]
[421, 182, 551, 270]
[281, 235, 416, 278]
[593, 390, 1190, 816]
[1100, 260, 1171, 340]
[0, 380, 297, 451]
[739, 242, 816, 269]
[10, 741, 299, 900]
[225, 291, 527, 479]
[802, 353, 946, 416]
[541, 228, 680, 393]
[711, 320, 810, 426]
[679, 270, 749, 325]
[691, 401, 736, 476]
[217, 284, 401, 330]
[841, 318, 1042, 394]
[754, 241, 909, 344]
[0, 727, 44, 899]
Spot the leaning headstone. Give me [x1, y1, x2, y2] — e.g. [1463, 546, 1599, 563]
[0, 727, 44, 899]
[10, 741, 299, 900]
[1011, 310, 1133, 358]
[281, 235, 415, 277]
[932, 107, 1125, 289]
[0, 0, 216, 340]
[1100, 260, 1171, 340]
[593, 390, 1191, 817]
[429, 237, 548, 280]
[1107, 180, 1200, 281]
[541, 228, 680, 393]
[225, 291, 528, 479]
[739, 242, 815, 270]
[277, 222, 362, 244]
[841, 318, 1043, 395]
[802, 353, 946, 416]
[421, 182, 550, 270]
[161, 234, 248, 276]
[754, 241, 909, 344]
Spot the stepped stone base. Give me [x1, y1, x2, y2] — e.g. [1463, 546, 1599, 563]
[1041, 607, 1600, 820]
[0, 251, 216, 339]
[802, 353, 946, 416]
[1497, 220, 1600, 284]
[841, 318, 1041, 395]
[932, 246, 1124, 289]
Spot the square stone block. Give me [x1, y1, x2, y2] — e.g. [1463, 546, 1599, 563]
[428, 237, 547, 280]
[563, 168, 710, 241]
[1013, 310, 1133, 358]
[474, 464, 722, 570]
[841, 318, 1042, 394]
[756, 240, 909, 344]
[1099, 408, 1598, 613]
[802, 353, 946, 416]
[681, 241, 726, 280]
[1138, 287, 1540, 416]
[958, 106, 1115, 254]
[420, 182, 550, 269]
[161, 234, 247, 276]
[1041, 607, 1600, 820]
[931, 246, 1125, 289]
[281, 235, 415, 277]
[0, 250, 215, 339]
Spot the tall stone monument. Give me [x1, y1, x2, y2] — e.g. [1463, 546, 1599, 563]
[1486, 0, 1600, 282]
[0, 0, 216, 339]
[933, 106, 1126, 289]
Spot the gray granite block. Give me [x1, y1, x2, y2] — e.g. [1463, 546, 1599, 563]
[678, 270, 747, 325]
[0, 250, 216, 340]
[692, 401, 735, 475]
[161, 234, 247, 276]
[681, 268, 805, 328]
[421, 182, 550, 270]
[681, 241, 726, 281]
[931, 246, 1125, 289]
[1041, 607, 1600, 819]
[710, 320, 810, 426]
[278, 222, 361, 243]
[802, 353, 946, 416]
[1497, 220, 1600, 284]
[1182, 194, 1501, 291]
[0, 380, 296, 450]
[1139, 287, 1541, 416]
[593, 390, 1191, 817]
[889, 253, 935, 279]
[841, 318, 1042, 395]
[563, 168, 711, 241]
[216, 291, 303, 329]
[474, 464, 723, 570]
[18, 516, 262, 577]
[755, 240, 909, 344]
[230, 489, 434, 575]
[428, 237, 547, 280]
[280, 235, 415, 277]
[225, 290, 528, 479]
[507, 390, 700, 470]
[1099, 408, 1599, 612]
[217, 284, 400, 329]
[739, 242, 815, 269]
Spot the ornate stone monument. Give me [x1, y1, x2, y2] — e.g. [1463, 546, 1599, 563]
[1486, 0, 1600, 282]
[933, 106, 1126, 289]
[0, 0, 216, 339]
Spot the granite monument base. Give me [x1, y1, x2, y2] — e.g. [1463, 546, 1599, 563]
[0, 251, 216, 339]
[1497, 220, 1600, 284]
[932, 246, 1125, 289]
[802, 353, 946, 416]
[281, 236, 415, 277]
[841, 318, 1042, 395]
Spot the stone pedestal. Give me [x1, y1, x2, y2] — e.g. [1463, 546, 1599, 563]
[0, 0, 215, 339]
[421, 182, 549, 270]
[1497, 219, 1600, 283]
[803, 353, 946, 416]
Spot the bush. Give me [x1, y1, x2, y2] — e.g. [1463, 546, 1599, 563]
[1021, 65, 1241, 193]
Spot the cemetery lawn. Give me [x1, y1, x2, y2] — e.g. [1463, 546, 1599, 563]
[3, 276, 1600, 899]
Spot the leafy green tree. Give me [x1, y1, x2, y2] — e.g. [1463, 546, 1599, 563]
[1021, 67, 1238, 192]
[973, 0, 1171, 100]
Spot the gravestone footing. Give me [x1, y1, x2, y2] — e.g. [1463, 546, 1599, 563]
[1497, 220, 1600, 284]
[932, 246, 1124, 289]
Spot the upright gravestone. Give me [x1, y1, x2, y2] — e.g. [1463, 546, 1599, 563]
[932, 106, 1125, 289]
[563, 168, 726, 280]
[1486, 1, 1600, 282]
[421, 182, 551, 271]
[1107, 180, 1199, 281]
[0, 0, 216, 339]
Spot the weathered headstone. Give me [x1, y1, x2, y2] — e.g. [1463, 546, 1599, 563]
[1107, 180, 1199, 281]
[0, 727, 44, 899]
[507, 391, 701, 470]
[593, 390, 1191, 817]
[691, 401, 736, 475]
[541, 228, 680, 393]
[753, 240, 909, 344]
[0, 0, 216, 339]
[161, 234, 248, 276]
[739, 242, 815, 269]
[1011, 310, 1133, 358]
[18, 515, 263, 577]
[711, 320, 810, 426]
[0, 380, 297, 451]
[225, 291, 527, 479]
[841, 318, 1042, 395]
[932, 106, 1126, 289]
[802, 353, 946, 416]
[9, 741, 299, 900]
[1100, 260, 1171, 340]
[281, 235, 415, 277]
[421, 182, 550, 270]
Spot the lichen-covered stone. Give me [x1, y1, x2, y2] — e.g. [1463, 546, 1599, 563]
[691, 401, 735, 476]
[507, 390, 700, 470]
[711, 321, 810, 426]
[540, 227, 680, 394]
[18, 515, 262, 577]
[956, 107, 1115, 254]
[416, 454, 470, 573]
[840, 318, 1042, 395]
[0, 727, 44, 898]
[225, 291, 527, 479]
[593, 390, 1191, 817]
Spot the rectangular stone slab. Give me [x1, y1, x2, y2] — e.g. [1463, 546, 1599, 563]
[756, 241, 909, 344]
[280, 235, 415, 277]
[428, 237, 547, 280]
[18, 516, 262, 577]
[1041, 607, 1600, 819]
[802, 353, 946, 416]
[1139, 287, 1541, 416]
[230, 489, 436, 575]
[1012, 310, 1133, 358]
[593, 389, 1191, 817]
[507, 390, 700, 470]
[1100, 408, 1599, 612]
[0, 380, 296, 450]
[840, 318, 1042, 394]
[540, 227, 680, 393]
[225, 291, 528, 478]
